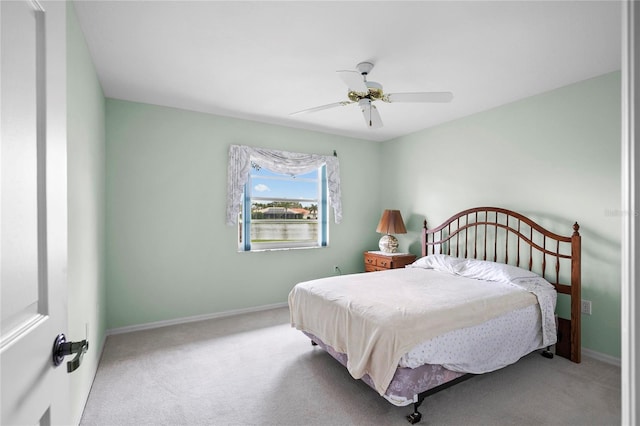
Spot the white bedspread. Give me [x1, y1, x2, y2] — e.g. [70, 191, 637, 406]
[289, 261, 555, 396]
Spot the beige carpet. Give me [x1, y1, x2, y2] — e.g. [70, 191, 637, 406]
[80, 307, 620, 426]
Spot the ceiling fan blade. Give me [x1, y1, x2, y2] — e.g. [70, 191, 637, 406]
[290, 101, 352, 115]
[385, 92, 454, 103]
[359, 100, 383, 128]
[337, 70, 368, 93]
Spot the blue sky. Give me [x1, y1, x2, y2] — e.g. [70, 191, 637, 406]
[250, 168, 319, 203]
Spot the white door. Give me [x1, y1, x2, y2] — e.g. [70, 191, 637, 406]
[1, 1, 69, 424]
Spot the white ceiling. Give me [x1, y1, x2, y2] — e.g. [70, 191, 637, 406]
[73, 1, 622, 142]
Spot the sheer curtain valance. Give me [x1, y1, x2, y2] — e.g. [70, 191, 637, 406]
[226, 145, 342, 226]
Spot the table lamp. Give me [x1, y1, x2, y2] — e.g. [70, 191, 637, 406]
[375, 209, 407, 253]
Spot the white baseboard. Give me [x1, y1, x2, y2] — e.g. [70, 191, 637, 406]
[106, 302, 289, 336]
[582, 347, 621, 367]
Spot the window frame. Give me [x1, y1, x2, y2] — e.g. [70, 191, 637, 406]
[239, 163, 328, 252]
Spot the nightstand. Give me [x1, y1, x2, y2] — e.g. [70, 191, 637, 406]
[364, 251, 417, 272]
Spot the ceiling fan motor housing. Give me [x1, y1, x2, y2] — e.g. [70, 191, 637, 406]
[348, 81, 384, 102]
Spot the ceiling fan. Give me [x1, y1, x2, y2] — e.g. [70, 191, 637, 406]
[290, 61, 453, 128]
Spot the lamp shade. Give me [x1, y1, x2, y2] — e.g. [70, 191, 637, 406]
[376, 210, 407, 235]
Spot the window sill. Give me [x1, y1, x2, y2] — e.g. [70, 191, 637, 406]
[238, 244, 326, 253]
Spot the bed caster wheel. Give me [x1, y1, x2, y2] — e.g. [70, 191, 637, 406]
[406, 412, 422, 424]
[542, 350, 554, 359]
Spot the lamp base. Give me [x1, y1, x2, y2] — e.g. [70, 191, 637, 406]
[378, 234, 398, 253]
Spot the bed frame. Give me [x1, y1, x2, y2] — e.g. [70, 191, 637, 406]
[305, 207, 582, 424]
[399, 207, 582, 423]
[422, 206, 581, 364]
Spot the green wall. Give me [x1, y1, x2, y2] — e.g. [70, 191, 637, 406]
[105, 100, 381, 329]
[104, 74, 621, 360]
[382, 72, 622, 358]
[66, 3, 106, 424]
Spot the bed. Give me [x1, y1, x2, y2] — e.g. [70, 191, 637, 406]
[288, 207, 581, 423]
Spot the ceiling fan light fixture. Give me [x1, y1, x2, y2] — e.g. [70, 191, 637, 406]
[348, 81, 383, 102]
[348, 90, 364, 102]
[366, 81, 383, 100]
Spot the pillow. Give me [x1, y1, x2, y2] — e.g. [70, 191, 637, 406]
[409, 254, 539, 283]
[407, 254, 464, 274]
[454, 258, 539, 283]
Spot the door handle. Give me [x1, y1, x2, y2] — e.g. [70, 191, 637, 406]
[52, 333, 89, 373]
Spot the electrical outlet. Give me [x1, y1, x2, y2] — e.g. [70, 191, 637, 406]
[581, 299, 592, 315]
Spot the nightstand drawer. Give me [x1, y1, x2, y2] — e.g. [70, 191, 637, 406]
[365, 256, 377, 266]
[376, 258, 392, 268]
[363, 251, 416, 272]
[366, 257, 393, 268]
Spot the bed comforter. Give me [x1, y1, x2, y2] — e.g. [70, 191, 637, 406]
[288, 255, 557, 396]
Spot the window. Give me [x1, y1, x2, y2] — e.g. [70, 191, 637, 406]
[239, 163, 327, 251]
[226, 145, 342, 252]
